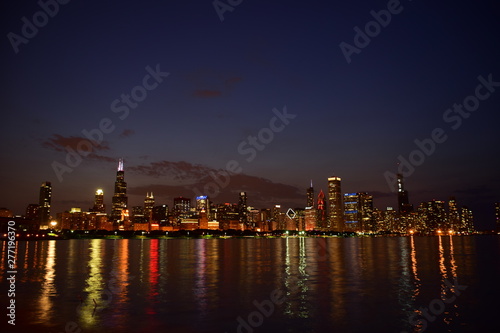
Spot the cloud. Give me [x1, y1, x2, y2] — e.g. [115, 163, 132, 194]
[186, 69, 242, 99]
[119, 129, 135, 137]
[128, 160, 303, 207]
[42, 134, 115, 162]
[42, 134, 110, 152]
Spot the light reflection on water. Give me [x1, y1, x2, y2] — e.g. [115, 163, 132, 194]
[0, 236, 498, 332]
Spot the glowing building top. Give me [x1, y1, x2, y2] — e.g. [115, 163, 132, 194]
[118, 158, 124, 172]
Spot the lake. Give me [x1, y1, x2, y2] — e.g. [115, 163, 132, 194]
[1, 235, 499, 332]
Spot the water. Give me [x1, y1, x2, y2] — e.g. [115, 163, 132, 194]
[1, 236, 499, 333]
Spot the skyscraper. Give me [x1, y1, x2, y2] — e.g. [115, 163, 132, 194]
[306, 180, 314, 208]
[495, 202, 499, 232]
[92, 189, 105, 213]
[238, 192, 248, 226]
[344, 193, 359, 231]
[448, 197, 460, 230]
[111, 158, 128, 223]
[144, 192, 155, 222]
[173, 197, 191, 217]
[397, 173, 412, 214]
[328, 176, 343, 231]
[39, 181, 52, 228]
[359, 192, 374, 232]
[316, 189, 326, 229]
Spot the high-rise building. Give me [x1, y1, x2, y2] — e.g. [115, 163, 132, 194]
[173, 197, 191, 217]
[344, 193, 360, 231]
[39, 181, 52, 228]
[111, 159, 128, 223]
[448, 197, 460, 230]
[144, 192, 155, 222]
[131, 206, 145, 224]
[328, 176, 343, 231]
[306, 180, 314, 208]
[25, 203, 40, 221]
[460, 206, 474, 233]
[419, 200, 447, 232]
[238, 192, 248, 225]
[359, 192, 374, 232]
[495, 202, 500, 232]
[316, 189, 326, 229]
[397, 174, 412, 214]
[92, 189, 105, 213]
[152, 205, 169, 225]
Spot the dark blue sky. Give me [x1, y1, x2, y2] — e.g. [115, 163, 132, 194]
[1, 0, 499, 229]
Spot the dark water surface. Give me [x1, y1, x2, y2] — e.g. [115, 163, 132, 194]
[1, 235, 499, 332]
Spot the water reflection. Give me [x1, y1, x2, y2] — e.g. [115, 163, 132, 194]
[37, 240, 56, 324]
[283, 238, 309, 318]
[80, 239, 104, 327]
[0, 236, 489, 332]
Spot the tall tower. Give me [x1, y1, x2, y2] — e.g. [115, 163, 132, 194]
[92, 189, 105, 213]
[343, 192, 360, 231]
[238, 192, 248, 225]
[39, 181, 52, 227]
[448, 197, 460, 230]
[306, 180, 314, 208]
[328, 176, 343, 231]
[144, 192, 155, 222]
[316, 189, 326, 229]
[495, 202, 500, 233]
[111, 158, 128, 223]
[397, 173, 412, 214]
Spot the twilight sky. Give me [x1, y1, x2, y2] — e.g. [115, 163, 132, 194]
[1, 0, 499, 229]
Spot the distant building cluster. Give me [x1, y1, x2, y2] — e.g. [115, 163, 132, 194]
[0, 159, 491, 235]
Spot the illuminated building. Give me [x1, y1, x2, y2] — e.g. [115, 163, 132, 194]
[343, 192, 374, 232]
[359, 193, 374, 232]
[304, 207, 317, 231]
[92, 189, 105, 213]
[448, 197, 460, 230]
[418, 200, 447, 232]
[344, 193, 360, 231]
[306, 180, 314, 208]
[25, 204, 40, 220]
[39, 181, 52, 228]
[316, 189, 326, 230]
[131, 206, 145, 224]
[238, 192, 248, 226]
[111, 158, 128, 223]
[152, 205, 169, 226]
[397, 173, 412, 214]
[460, 206, 474, 233]
[271, 204, 284, 230]
[144, 192, 155, 222]
[173, 197, 191, 217]
[58, 208, 107, 230]
[496, 202, 500, 232]
[328, 176, 343, 231]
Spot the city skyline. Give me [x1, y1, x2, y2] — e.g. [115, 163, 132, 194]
[0, 158, 490, 232]
[1, 1, 499, 230]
